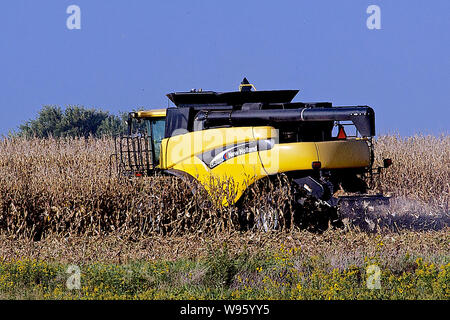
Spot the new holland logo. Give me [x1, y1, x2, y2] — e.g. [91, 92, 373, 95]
[209, 143, 257, 168]
[199, 139, 274, 169]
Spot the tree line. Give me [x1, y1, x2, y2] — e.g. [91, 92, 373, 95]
[17, 105, 130, 138]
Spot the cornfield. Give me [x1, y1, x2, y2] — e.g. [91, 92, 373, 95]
[0, 134, 448, 240]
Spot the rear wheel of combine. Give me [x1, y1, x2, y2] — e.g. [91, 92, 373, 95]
[254, 197, 281, 232]
[238, 175, 345, 233]
[237, 175, 292, 232]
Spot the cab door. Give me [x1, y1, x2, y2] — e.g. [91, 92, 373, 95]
[145, 117, 166, 166]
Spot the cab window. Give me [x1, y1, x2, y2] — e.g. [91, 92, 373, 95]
[146, 118, 166, 165]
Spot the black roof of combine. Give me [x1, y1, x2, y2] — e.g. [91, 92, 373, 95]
[166, 90, 299, 106]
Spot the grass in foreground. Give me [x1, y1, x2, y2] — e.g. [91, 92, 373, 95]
[1, 242, 448, 300]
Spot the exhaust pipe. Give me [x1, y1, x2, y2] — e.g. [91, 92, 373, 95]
[195, 106, 375, 137]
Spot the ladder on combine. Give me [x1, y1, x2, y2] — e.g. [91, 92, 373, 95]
[110, 133, 154, 177]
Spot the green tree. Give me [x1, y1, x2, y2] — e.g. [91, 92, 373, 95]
[19, 105, 64, 138]
[97, 112, 129, 137]
[18, 105, 127, 138]
[60, 106, 109, 138]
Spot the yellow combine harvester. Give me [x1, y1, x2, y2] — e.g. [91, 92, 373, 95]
[111, 78, 391, 231]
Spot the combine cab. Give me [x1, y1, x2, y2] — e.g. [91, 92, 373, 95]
[111, 79, 392, 231]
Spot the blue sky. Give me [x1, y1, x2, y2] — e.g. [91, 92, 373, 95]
[0, 0, 449, 136]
